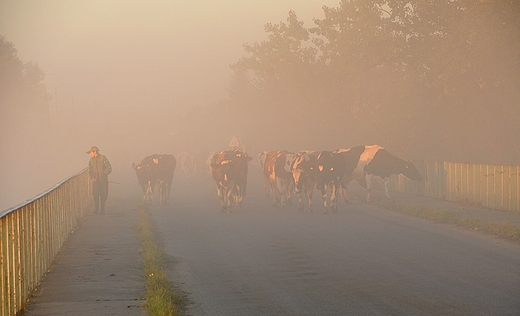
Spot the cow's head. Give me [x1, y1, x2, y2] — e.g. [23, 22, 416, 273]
[292, 152, 316, 192]
[402, 161, 423, 182]
[316, 151, 334, 189]
[210, 151, 240, 183]
[132, 162, 146, 184]
[274, 150, 295, 176]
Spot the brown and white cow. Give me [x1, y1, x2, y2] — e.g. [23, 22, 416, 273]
[132, 154, 176, 206]
[338, 145, 423, 203]
[210, 149, 252, 213]
[263, 150, 295, 207]
[291, 151, 318, 212]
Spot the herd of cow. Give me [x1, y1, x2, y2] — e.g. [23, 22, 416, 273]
[132, 145, 424, 214]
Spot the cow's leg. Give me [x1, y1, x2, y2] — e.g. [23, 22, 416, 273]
[365, 174, 372, 204]
[145, 181, 154, 204]
[321, 186, 328, 213]
[307, 185, 314, 213]
[339, 182, 351, 204]
[157, 180, 164, 206]
[282, 180, 289, 208]
[297, 191, 304, 212]
[263, 177, 270, 198]
[330, 183, 338, 212]
[276, 178, 286, 208]
[161, 184, 166, 206]
[216, 183, 225, 211]
[165, 182, 172, 205]
[268, 182, 275, 205]
[141, 184, 148, 203]
[383, 178, 391, 199]
[340, 176, 353, 204]
[270, 181, 280, 206]
[225, 185, 233, 213]
[285, 179, 293, 206]
[234, 184, 242, 209]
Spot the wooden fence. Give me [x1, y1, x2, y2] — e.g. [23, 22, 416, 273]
[389, 161, 520, 213]
[0, 169, 90, 316]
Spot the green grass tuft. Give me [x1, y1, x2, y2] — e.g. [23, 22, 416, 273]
[137, 204, 185, 316]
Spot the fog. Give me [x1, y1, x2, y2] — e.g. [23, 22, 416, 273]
[1, 1, 519, 210]
[0, 0, 340, 210]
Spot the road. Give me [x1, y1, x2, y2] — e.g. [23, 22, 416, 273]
[150, 173, 520, 316]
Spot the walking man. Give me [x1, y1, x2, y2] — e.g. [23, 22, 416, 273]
[86, 146, 112, 214]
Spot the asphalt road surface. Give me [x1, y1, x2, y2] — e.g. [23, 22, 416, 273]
[150, 173, 520, 316]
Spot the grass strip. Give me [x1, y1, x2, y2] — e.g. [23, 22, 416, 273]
[137, 204, 185, 316]
[379, 199, 520, 242]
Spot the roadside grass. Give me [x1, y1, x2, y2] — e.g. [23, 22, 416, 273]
[137, 204, 185, 316]
[379, 199, 520, 242]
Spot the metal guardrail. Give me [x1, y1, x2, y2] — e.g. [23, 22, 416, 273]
[390, 161, 520, 213]
[0, 168, 90, 316]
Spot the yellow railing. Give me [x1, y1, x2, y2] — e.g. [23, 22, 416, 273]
[390, 161, 520, 213]
[0, 169, 90, 316]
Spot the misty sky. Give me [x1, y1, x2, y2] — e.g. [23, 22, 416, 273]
[1, 0, 339, 115]
[0, 0, 340, 209]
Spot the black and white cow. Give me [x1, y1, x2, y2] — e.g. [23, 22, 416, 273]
[210, 149, 252, 213]
[334, 145, 367, 203]
[291, 151, 318, 212]
[339, 145, 423, 203]
[233, 150, 253, 209]
[132, 154, 176, 206]
[151, 154, 176, 206]
[315, 151, 347, 213]
[132, 156, 156, 204]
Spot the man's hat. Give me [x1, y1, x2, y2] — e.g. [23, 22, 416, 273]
[86, 146, 99, 154]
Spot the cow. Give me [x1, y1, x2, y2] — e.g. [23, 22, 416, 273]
[291, 151, 318, 212]
[233, 150, 253, 208]
[339, 145, 423, 203]
[150, 154, 176, 206]
[210, 149, 252, 213]
[132, 154, 176, 206]
[132, 156, 156, 204]
[334, 145, 368, 203]
[263, 150, 295, 207]
[315, 151, 347, 213]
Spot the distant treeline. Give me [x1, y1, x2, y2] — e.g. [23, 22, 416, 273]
[179, 0, 520, 165]
[0, 35, 48, 128]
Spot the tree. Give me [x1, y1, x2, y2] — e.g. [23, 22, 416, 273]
[0, 35, 47, 111]
[0, 36, 24, 107]
[227, 1, 520, 163]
